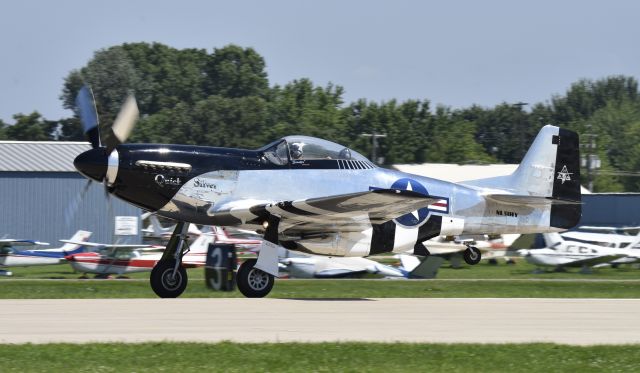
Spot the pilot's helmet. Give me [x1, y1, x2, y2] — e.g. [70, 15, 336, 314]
[290, 143, 303, 159]
[339, 148, 352, 160]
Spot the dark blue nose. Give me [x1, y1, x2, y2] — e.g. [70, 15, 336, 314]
[74, 148, 107, 182]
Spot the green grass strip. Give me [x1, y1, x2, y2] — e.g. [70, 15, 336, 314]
[0, 278, 638, 298]
[0, 342, 639, 372]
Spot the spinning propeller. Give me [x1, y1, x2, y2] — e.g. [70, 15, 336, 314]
[73, 86, 139, 187]
[65, 86, 139, 227]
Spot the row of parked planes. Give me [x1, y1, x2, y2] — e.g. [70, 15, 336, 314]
[2, 214, 640, 278]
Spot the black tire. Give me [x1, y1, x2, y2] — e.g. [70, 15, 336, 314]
[237, 258, 274, 298]
[463, 247, 481, 265]
[150, 260, 188, 298]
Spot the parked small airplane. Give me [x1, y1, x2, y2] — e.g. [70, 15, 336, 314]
[73, 87, 582, 297]
[210, 226, 262, 253]
[280, 254, 443, 279]
[560, 226, 640, 250]
[415, 234, 520, 266]
[0, 231, 92, 276]
[280, 255, 405, 278]
[518, 232, 637, 272]
[141, 212, 202, 243]
[64, 232, 214, 278]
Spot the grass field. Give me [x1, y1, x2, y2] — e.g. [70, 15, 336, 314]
[0, 342, 638, 372]
[0, 261, 638, 298]
[1, 263, 639, 372]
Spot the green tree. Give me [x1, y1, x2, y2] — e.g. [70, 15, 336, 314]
[203, 45, 269, 98]
[266, 79, 346, 143]
[4, 112, 55, 141]
[61, 46, 144, 124]
[0, 119, 7, 140]
[121, 42, 209, 113]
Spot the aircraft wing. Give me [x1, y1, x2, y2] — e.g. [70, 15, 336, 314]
[59, 240, 153, 250]
[563, 254, 628, 267]
[210, 189, 441, 233]
[0, 239, 49, 246]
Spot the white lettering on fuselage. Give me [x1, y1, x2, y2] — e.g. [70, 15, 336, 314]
[193, 178, 217, 190]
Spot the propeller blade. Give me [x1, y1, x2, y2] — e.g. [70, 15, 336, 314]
[105, 186, 116, 241]
[107, 94, 139, 152]
[64, 179, 92, 227]
[75, 86, 100, 148]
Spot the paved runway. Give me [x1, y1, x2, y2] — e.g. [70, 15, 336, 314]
[2, 298, 639, 345]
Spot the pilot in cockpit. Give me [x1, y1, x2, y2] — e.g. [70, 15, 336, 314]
[290, 143, 304, 159]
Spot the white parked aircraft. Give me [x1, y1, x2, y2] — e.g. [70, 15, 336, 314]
[280, 254, 444, 279]
[560, 226, 640, 250]
[64, 232, 214, 278]
[518, 232, 638, 271]
[141, 212, 202, 242]
[0, 231, 92, 276]
[415, 234, 520, 266]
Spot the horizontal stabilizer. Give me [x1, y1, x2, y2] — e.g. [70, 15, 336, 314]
[485, 194, 581, 207]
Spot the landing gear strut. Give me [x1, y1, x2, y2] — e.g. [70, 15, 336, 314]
[463, 246, 481, 265]
[236, 215, 279, 298]
[150, 222, 190, 298]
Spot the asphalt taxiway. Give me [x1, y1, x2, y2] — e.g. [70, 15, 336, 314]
[2, 298, 639, 345]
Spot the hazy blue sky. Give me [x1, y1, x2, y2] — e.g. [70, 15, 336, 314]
[1, 0, 639, 123]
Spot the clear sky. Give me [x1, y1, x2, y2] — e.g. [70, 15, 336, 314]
[1, 0, 639, 123]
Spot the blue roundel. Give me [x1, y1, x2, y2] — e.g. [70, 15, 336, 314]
[391, 178, 429, 226]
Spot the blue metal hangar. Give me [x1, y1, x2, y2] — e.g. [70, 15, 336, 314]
[0, 141, 142, 244]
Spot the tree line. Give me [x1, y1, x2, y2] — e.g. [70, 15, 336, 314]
[1, 42, 639, 192]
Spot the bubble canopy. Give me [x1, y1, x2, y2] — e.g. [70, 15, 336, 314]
[258, 136, 370, 165]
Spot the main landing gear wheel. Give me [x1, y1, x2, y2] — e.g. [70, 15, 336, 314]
[463, 246, 481, 265]
[237, 258, 274, 298]
[150, 260, 188, 298]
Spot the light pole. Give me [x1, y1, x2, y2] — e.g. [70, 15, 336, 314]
[581, 124, 600, 192]
[512, 102, 528, 159]
[361, 131, 387, 165]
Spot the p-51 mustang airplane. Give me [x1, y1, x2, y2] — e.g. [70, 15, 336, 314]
[73, 87, 581, 298]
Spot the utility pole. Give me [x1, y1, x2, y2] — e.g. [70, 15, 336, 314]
[360, 131, 387, 165]
[512, 102, 528, 159]
[581, 124, 600, 192]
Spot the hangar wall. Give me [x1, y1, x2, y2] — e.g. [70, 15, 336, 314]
[0, 141, 142, 245]
[0, 171, 142, 244]
[579, 193, 640, 227]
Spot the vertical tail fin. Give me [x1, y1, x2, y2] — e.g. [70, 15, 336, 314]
[149, 215, 169, 235]
[189, 233, 215, 253]
[59, 230, 92, 252]
[512, 125, 582, 229]
[512, 126, 581, 199]
[542, 232, 564, 248]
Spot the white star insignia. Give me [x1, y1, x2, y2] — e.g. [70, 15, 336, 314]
[557, 165, 573, 184]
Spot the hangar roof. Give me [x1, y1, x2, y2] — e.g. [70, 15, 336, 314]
[0, 141, 91, 172]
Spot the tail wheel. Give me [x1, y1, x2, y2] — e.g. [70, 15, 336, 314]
[463, 247, 481, 265]
[237, 258, 274, 298]
[150, 260, 188, 298]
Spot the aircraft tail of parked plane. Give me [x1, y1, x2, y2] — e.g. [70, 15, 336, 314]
[396, 254, 445, 279]
[542, 232, 564, 248]
[0, 230, 92, 272]
[142, 213, 202, 239]
[58, 230, 93, 254]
